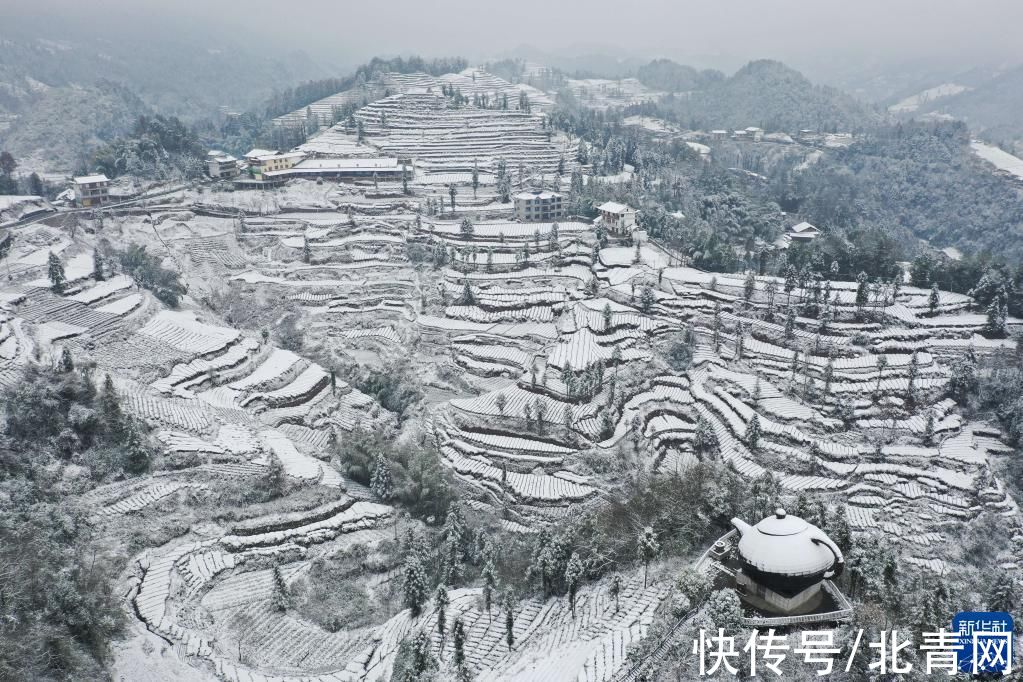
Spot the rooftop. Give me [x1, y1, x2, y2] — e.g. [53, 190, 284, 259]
[514, 191, 562, 201]
[73, 174, 110, 184]
[597, 201, 633, 214]
[790, 221, 820, 234]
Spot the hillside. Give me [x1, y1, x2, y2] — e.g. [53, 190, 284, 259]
[635, 58, 724, 92]
[918, 63, 1023, 150]
[0, 80, 150, 174]
[667, 59, 880, 133]
[0, 25, 326, 120]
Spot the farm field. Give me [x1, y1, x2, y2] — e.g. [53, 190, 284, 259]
[4, 59, 1022, 682]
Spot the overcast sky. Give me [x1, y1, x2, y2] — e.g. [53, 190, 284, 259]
[8, 0, 1023, 75]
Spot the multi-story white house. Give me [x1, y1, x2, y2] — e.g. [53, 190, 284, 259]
[514, 190, 565, 222]
[72, 174, 110, 207]
[597, 201, 637, 234]
[206, 151, 240, 179]
[244, 149, 305, 180]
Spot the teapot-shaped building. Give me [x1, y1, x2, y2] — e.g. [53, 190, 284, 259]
[730, 508, 844, 616]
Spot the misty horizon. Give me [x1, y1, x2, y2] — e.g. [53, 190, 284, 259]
[4, 0, 1023, 85]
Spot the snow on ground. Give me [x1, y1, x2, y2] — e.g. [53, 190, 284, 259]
[889, 83, 971, 113]
[971, 140, 1023, 180]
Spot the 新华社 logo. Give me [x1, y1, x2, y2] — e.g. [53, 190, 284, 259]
[952, 611, 1014, 674]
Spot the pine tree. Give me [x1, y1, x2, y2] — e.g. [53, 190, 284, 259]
[482, 558, 497, 621]
[370, 452, 393, 500]
[124, 418, 151, 474]
[302, 236, 311, 264]
[823, 357, 834, 395]
[458, 279, 475, 306]
[92, 250, 106, 281]
[59, 347, 74, 373]
[449, 184, 457, 212]
[923, 410, 936, 446]
[100, 374, 123, 437]
[453, 617, 466, 666]
[271, 565, 289, 612]
[403, 552, 429, 617]
[47, 252, 66, 293]
[928, 282, 940, 315]
[435, 584, 449, 637]
[875, 355, 888, 400]
[409, 628, 436, 677]
[504, 594, 515, 650]
[265, 452, 287, 499]
[602, 303, 613, 331]
[743, 271, 756, 302]
[637, 527, 660, 587]
[565, 552, 584, 619]
[712, 302, 721, 352]
[784, 306, 796, 339]
[609, 574, 622, 614]
[460, 217, 474, 240]
[639, 285, 655, 313]
[746, 414, 762, 451]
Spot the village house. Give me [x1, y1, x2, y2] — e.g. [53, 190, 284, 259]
[244, 149, 305, 180]
[72, 174, 110, 207]
[206, 151, 240, 179]
[774, 221, 821, 249]
[264, 157, 406, 183]
[597, 201, 637, 235]
[513, 190, 565, 222]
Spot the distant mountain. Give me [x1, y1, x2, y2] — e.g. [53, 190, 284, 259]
[668, 60, 880, 133]
[915, 63, 1023, 149]
[0, 80, 149, 175]
[635, 59, 723, 93]
[0, 21, 330, 174]
[0, 24, 328, 121]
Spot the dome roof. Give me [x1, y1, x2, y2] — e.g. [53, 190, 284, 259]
[731, 508, 844, 578]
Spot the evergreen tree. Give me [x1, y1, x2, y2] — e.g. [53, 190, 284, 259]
[743, 271, 756, 302]
[824, 357, 834, 395]
[460, 217, 474, 240]
[504, 593, 515, 650]
[471, 162, 479, 198]
[453, 616, 466, 666]
[100, 374, 123, 437]
[449, 184, 457, 212]
[271, 565, 289, 612]
[639, 285, 655, 313]
[59, 347, 74, 373]
[783, 265, 797, 306]
[302, 236, 311, 264]
[124, 418, 151, 474]
[458, 279, 475, 306]
[565, 552, 584, 618]
[47, 252, 66, 293]
[745, 414, 762, 451]
[637, 527, 660, 587]
[408, 628, 436, 678]
[92, 250, 106, 281]
[609, 574, 622, 614]
[482, 557, 497, 621]
[712, 302, 722, 352]
[928, 282, 940, 315]
[874, 355, 888, 400]
[265, 452, 287, 499]
[370, 452, 393, 500]
[923, 410, 936, 446]
[403, 551, 429, 617]
[435, 584, 449, 637]
[602, 303, 613, 331]
[784, 306, 796, 339]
